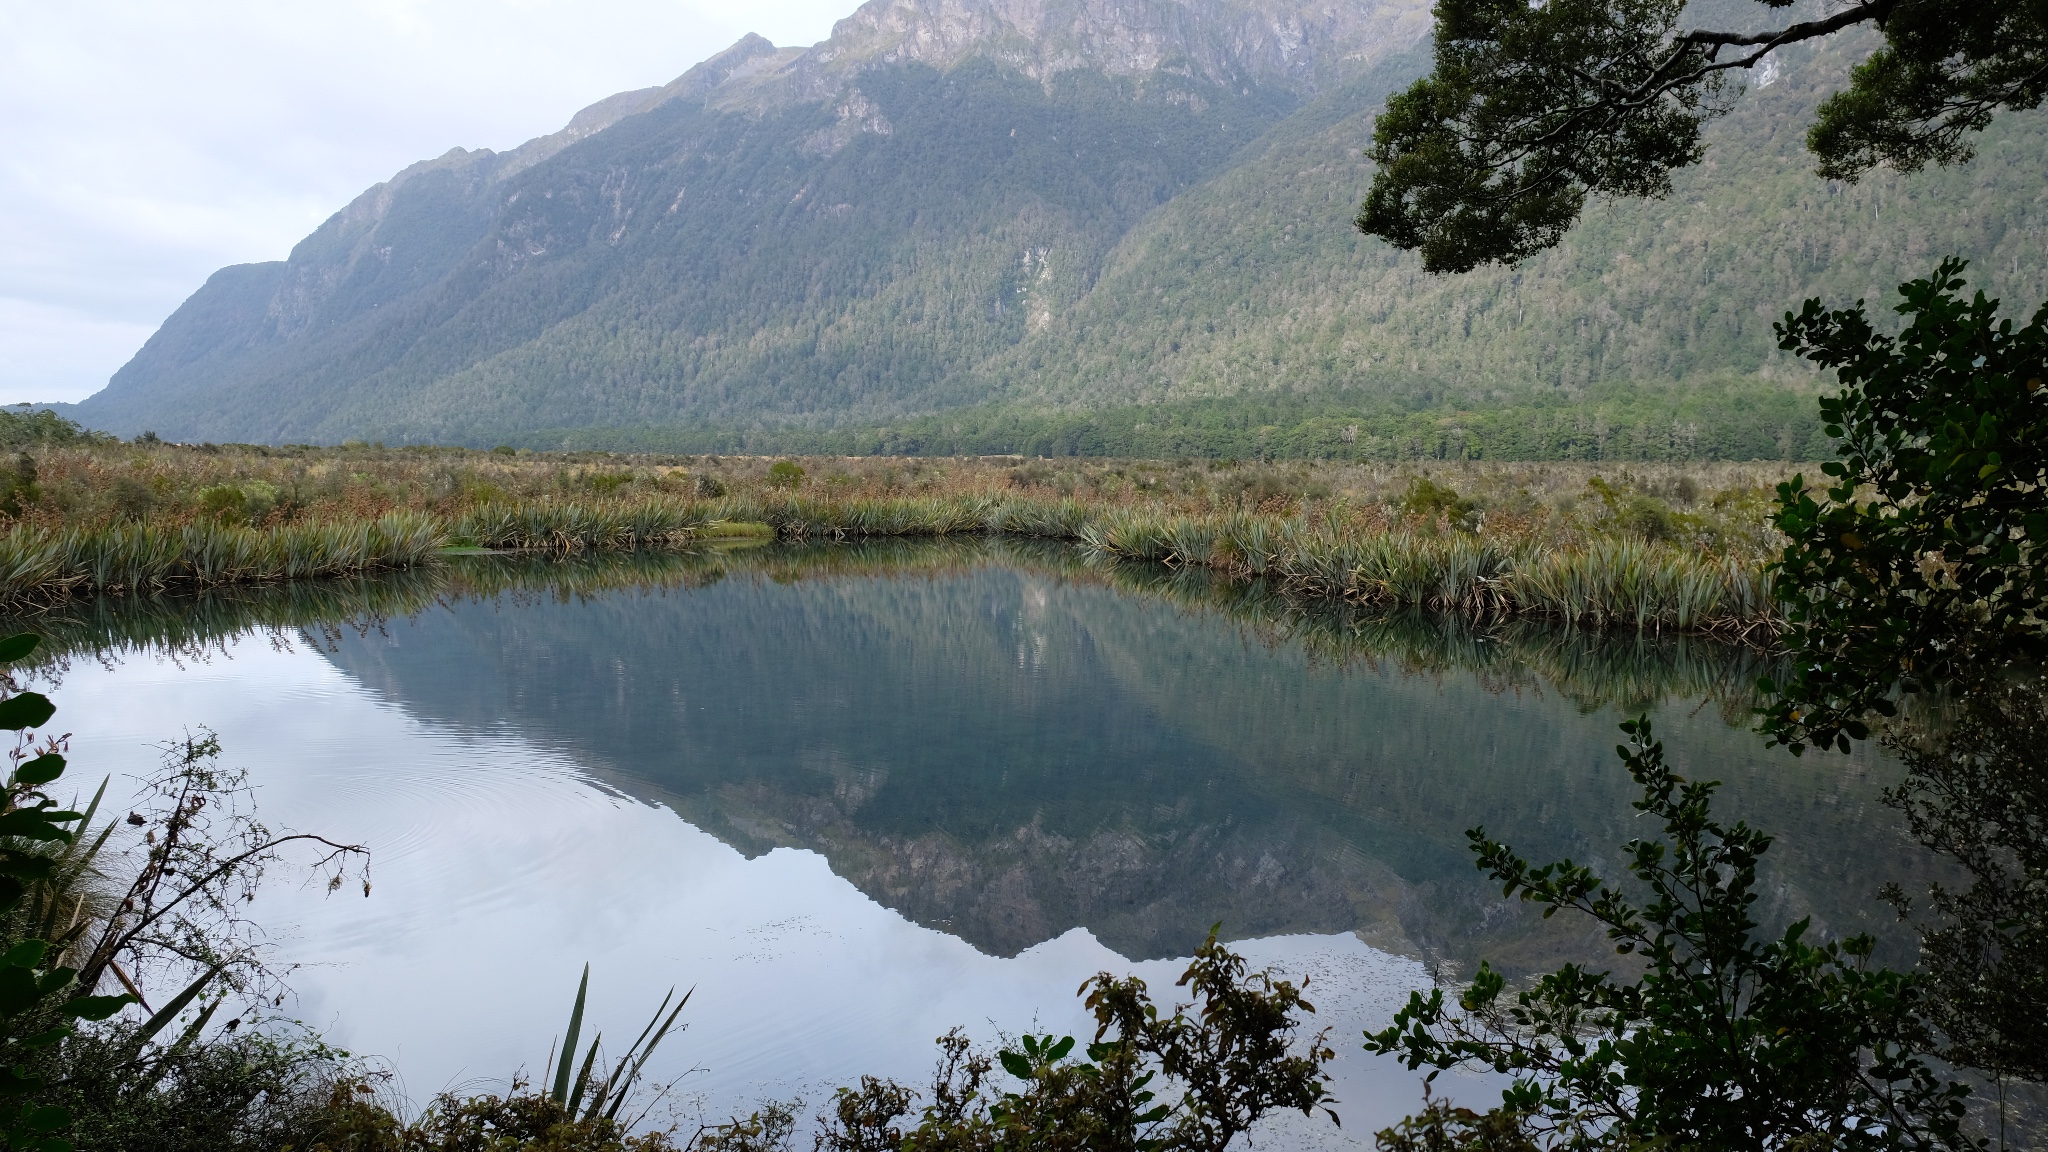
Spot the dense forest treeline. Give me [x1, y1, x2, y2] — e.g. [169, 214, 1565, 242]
[535, 377, 1829, 460]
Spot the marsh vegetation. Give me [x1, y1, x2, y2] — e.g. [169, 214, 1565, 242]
[0, 433, 1791, 636]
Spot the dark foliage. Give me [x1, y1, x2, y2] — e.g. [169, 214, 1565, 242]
[1884, 681, 2048, 1088]
[0, 412, 98, 452]
[394, 1084, 680, 1152]
[1359, 0, 1718, 272]
[1811, 0, 2048, 180]
[811, 932, 1336, 1151]
[0, 635, 133, 1150]
[1373, 1084, 1541, 1152]
[1763, 260, 2048, 752]
[33, 1020, 357, 1152]
[1366, 719, 1973, 1150]
[1359, 0, 2048, 270]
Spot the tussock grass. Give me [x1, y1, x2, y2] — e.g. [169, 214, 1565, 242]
[689, 495, 1780, 636]
[0, 513, 444, 602]
[0, 442, 1794, 634]
[0, 492, 1779, 636]
[453, 498, 714, 552]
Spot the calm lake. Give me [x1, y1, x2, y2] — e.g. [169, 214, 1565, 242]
[18, 541, 1920, 1145]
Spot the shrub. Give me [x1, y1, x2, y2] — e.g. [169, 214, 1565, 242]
[767, 462, 805, 489]
[1400, 476, 1477, 528]
[106, 477, 154, 520]
[1766, 260, 2048, 752]
[38, 1021, 362, 1152]
[814, 932, 1337, 1151]
[0, 454, 40, 519]
[1367, 719, 1972, 1151]
[1585, 477, 1686, 542]
[195, 484, 247, 523]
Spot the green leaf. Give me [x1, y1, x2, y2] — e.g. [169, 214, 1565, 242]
[133, 966, 220, 1047]
[551, 963, 590, 1107]
[11, 756, 63, 787]
[63, 994, 132, 1023]
[0, 811, 74, 841]
[0, 636, 40, 664]
[0, 693, 54, 732]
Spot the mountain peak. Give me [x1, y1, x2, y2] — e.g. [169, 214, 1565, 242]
[803, 0, 1428, 94]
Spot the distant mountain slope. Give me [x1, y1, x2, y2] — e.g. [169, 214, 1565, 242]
[987, 32, 2048, 411]
[72, 0, 2048, 454]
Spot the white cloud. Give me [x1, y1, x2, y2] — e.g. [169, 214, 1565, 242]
[0, 0, 855, 403]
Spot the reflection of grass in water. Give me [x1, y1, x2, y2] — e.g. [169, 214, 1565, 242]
[1066, 550, 1780, 718]
[0, 569, 451, 676]
[3, 540, 1778, 714]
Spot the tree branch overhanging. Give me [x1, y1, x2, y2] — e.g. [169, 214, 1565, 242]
[1358, 0, 2048, 271]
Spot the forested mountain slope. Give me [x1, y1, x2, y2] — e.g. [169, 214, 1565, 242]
[71, 0, 2048, 457]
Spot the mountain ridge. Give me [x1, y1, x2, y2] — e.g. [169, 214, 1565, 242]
[65, 0, 2048, 457]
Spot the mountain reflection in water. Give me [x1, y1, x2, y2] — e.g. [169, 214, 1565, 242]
[223, 540, 1924, 974]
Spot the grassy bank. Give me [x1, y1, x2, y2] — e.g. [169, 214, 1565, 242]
[0, 439, 1795, 635]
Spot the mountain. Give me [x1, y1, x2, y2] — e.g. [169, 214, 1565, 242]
[69, 0, 2048, 456]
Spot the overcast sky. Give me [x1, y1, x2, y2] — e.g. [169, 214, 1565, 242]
[0, 0, 853, 404]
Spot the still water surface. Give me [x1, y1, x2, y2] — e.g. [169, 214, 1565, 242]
[24, 543, 1918, 1144]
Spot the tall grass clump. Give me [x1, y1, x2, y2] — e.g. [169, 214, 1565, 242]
[1072, 507, 1773, 635]
[454, 497, 714, 552]
[0, 512, 444, 602]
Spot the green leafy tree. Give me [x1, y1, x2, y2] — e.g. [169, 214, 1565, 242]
[1762, 260, 2048, 753]
[1359, 0, 2048, 271]
[1366, 719, 1974, 1151]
